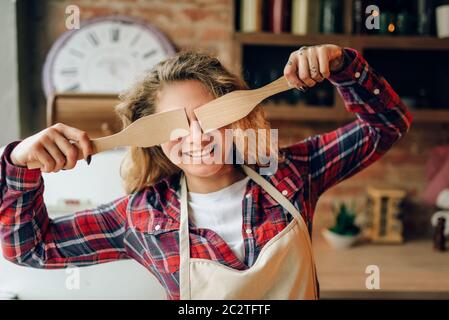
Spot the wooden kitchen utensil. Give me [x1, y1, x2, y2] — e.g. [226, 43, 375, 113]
[27, 108, 190, 170]
[194, 76, 292, 133]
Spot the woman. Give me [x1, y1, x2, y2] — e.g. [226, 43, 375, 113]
[0, 44, 412, 299]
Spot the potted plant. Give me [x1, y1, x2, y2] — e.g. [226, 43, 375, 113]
[322, 202, 361, 249]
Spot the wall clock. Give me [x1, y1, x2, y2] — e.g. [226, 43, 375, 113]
[43, 15, 175, 97]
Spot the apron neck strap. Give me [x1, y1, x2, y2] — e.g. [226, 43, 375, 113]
[241, 165, 306, 228]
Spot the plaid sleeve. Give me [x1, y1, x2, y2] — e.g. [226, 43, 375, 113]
[0, 141, 130, 268]
[286, 48, 412, 204]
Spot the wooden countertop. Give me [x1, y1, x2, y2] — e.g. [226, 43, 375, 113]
[313, 238, 449, 299]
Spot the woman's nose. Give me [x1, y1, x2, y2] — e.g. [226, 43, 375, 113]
[185, 120, 203, 144]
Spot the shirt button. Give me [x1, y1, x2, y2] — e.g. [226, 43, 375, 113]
[281, 190, 288, 196]
[154, 224, 161, 231]
[354, 72, 361, 79]
[245, 228, 252, 234]
[373, 88, 380, 95]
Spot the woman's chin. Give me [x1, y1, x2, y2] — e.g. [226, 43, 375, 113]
[181, 163, 226, 178]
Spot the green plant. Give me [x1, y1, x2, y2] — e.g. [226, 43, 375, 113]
[329, 202, 360, 236]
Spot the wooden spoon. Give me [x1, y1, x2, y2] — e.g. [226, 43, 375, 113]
[27, 108, 190, 170]
[194, 76, 293, 133]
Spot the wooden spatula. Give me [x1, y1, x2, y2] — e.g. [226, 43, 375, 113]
[27, 108, 190, 169]
[194, 76, 293, 133]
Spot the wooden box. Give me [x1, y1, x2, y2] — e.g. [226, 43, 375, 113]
[366, 187, 407, 244]
[47, 93, 122, 139]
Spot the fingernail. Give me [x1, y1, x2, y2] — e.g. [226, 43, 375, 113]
[86, 155, 92, 165]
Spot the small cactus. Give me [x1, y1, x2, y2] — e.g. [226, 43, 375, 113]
[329, 202, 361, 236]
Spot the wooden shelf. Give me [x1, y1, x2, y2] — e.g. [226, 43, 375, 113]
[264, 103, 351, 122]
[234, 32, 449, 51]
[263, 104, 449, 124]
[411, 109, 449, 123]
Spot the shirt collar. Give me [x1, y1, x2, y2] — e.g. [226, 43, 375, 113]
[160, 160, 304, 222]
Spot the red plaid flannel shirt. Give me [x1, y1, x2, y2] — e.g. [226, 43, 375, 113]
[0, 49, 412, 300]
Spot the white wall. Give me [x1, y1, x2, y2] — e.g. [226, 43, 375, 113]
[0, 0, 20, 146]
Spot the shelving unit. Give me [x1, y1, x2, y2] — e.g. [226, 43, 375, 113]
[232, 32, 449, 124]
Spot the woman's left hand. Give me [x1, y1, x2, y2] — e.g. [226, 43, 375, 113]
[284, 44, 344, 89]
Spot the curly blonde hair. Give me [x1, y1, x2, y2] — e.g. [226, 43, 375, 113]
[115, 51, 276, 194]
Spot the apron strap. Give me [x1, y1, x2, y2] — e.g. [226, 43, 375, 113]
[179, 175, 191, 300]
[241, 165, 309, 235]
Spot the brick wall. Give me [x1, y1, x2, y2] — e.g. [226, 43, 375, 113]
[32, 0, 446, 238]
[40, 0, 235, 66]
[273, 120, 449, 239]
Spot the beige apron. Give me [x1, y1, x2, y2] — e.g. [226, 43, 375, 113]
[179, 165, 318, 300]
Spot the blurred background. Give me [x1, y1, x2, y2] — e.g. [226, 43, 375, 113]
[1, 0, 449, 299]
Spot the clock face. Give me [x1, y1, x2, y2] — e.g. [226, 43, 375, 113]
[43, 16, 175, 97]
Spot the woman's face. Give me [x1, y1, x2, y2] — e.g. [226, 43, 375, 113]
[157, 80, 233, 178]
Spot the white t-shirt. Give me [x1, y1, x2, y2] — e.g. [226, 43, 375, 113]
[188, 176, 250, 262]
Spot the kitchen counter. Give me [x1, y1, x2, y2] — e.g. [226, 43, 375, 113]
[314, 238, 449, 299]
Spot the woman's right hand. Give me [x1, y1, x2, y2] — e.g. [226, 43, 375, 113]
[10, 123, 93, 173]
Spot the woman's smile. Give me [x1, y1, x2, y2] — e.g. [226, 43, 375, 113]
[182, 144, 216, 159]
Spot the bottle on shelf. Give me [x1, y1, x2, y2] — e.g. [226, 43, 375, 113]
[291, 0, 320, 35]
[396, 0, 416, 35]
[235, 0, 241, 31]
[240, 0, 263, 32]
[433, 217, 446, 252]
[352, 0, 364, 34]
[267, 0, 292, 34]
[320, 0, 344, 34]
[417, 0, 436, 35]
